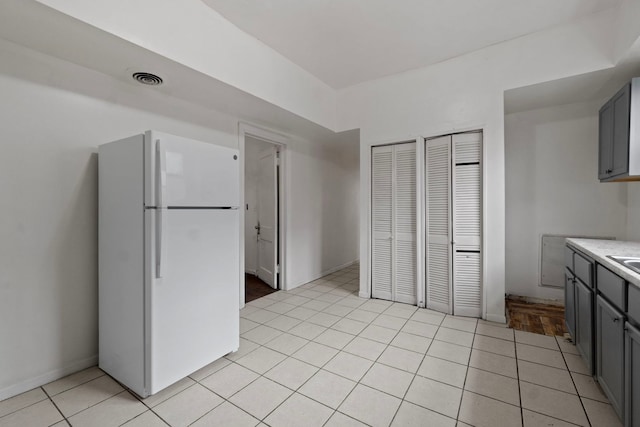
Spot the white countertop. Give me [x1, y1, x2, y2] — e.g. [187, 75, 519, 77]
[566, 238, 640, 288]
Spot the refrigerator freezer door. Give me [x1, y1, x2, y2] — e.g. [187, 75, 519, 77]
[145, 209, 240, 395]
[145, 131, 240, 208]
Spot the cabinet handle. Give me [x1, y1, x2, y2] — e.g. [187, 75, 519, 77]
[613, 317, 620, 323]
[606, 169, 612, 174]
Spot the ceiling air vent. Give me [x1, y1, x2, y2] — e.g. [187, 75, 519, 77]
[132, 72, 163, 86]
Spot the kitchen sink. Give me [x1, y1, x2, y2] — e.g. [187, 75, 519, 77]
[607, 255, 640, 275]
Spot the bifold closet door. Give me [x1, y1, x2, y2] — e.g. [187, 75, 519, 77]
[425, 136, 452, 314]
[452, 133, 482, 317]
[371, 143, 417, 304]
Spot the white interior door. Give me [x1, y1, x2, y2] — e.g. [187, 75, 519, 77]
[426, 136, 452, 314]
[371, 145, 393, 301]
[452, 132, 482, 317]
[257, 147, 278, 288]
[393, 143, 417, 304]
[148, 209, 239, 394]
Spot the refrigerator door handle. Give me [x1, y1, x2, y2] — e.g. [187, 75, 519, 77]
[156, 208, 167, 278]
[156, 139, 167, 208]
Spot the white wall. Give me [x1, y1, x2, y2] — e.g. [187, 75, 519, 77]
[0, 39, 358, 400]
[629, 186, 640, 241]
[244, 137, 275, 274]
[337, 10, 616, 323]
[505, 101, 628, 301]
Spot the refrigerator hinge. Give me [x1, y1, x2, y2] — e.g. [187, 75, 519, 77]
[276, 264, 280, 274]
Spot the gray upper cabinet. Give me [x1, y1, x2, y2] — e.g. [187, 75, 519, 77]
[599, 78, 640, 182]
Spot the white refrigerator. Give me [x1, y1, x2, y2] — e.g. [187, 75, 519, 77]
[98, 131, 240, 397]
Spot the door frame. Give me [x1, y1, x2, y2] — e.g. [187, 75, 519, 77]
[238, 122, 289, 308]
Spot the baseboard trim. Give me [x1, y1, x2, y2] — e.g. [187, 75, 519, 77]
[244, 269, 257, 275]
[507, 294, 564, 307]
[359, 290, 371, 299]
[0, 354, 98, 401]
[485, 313, 507, 324]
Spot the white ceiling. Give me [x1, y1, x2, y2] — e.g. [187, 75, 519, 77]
[203, 0, 621, 89]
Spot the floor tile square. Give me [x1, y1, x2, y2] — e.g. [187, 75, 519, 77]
[515, 330, 560, 350]
[264, 315, 302, 332]
[391, 401, 456, 427]
[68, 390, 146, 427]
[401, 320, 439, 338]
[240, 318, 260, 334]
[323, 304, 354, 317]
[0, 388, 48, 418]
[43, 367, 104, 397]
[120, 410, 168, 427]
[229, 377, 292, 420]
[520, 382, 588, 425]
[441, 316, 477, 333]
[378, 346, 424, 373]
[285, 306, 318, 320]
[417, 355, 467, 388]
[427, 340, 471, 365]
[372, 314, 407, 330]
[468, 349, 517, 378]
[303, 300, 333, 312]
[191, 401, 259, 427]
[339, 384, 401, 427]
[383, 304, 418, 319]
[51, 375, 124, 417]
[288, 322, 327, 340]
[571, 372, 608, 402]
[518, 360, 575, 394]
[361, 363, 414, 398]
[516, 343, 565, 369]
[581, 397, 623, 427]
[314, 329, 355, 349]
[154, 384, 223, 427]
[264, 333, 309, 355]
[236, 346, 287, 374]
[189, 357, 230, 381]
[283, 295, 312, 306]
[292, 342, 339, 367]
[299, 370, 356, 409]
[434, 327, 474, 347]
[472, 335, 515, 357]
[458, 391, 521, 427]
[391, 332, 432, 354]
[264, 393, 333, 427]
[464, 367, 520, 406]
[140, 376, 195, 408]
[332, 318, 368, 335]
[475, 323, 514, 341]
[224, 338, 260, 361]
[522, 409, 576, 427]
[359, 300, 392, 313]
[264, 357, 318, 390]
[242, 309, 280, 324]
[563, 353, 590, 375]
[335, 296, 367, 309]
[346, 309, 379, 323]
[359, 324, 398, 344]
[404, 376, 462, 418]
[264, 301, 297, 315]
[324, 352, 373, 381]
[410, 309, 445, 326]
[0, 399, 63, 427]
[325, 411, 367, 427]
[241, 324, 284, 345]
[315, 293, 345, 304]
[247, 298, 276, 309]
[343, 336, 387, 360]
[556, 336, 580, 355]
[200, 363, 259, 398]
[307, 312, 342, 327]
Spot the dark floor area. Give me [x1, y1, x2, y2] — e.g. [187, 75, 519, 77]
[245, 273, 278, 302]
[507, 297, 567, 336]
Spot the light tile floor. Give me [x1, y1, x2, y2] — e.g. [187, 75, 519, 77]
[0, 263, 624, 426]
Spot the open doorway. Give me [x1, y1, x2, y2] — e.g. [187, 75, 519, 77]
[242, 134, 283, 303]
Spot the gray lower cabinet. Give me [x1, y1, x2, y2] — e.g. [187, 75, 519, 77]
[627, 322, 640, 427]
[575, 279, 593, 372]
[597, 295, 625, 418]
[565, 268, 576, 339]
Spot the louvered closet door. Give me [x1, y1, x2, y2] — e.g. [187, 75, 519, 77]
[394, 143, 417, 304]
[452, 132, 482, 317]
[426, 136, 452, 314]
[371, 146, 393, 300]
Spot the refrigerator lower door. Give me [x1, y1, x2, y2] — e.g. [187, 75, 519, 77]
[145, 208, 239, 395]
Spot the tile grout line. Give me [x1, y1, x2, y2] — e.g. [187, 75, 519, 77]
[514, 331, 525, 427]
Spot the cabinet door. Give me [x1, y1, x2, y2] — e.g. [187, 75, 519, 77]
[371, 145, 393, 301]
[575, 279, 593, 374]
[599, 100, 613, 179]
[611, 83, 631, 178]
[626, 322, 640, 427]
[565, 270, 576, 340]
[597, 295, 625, 418]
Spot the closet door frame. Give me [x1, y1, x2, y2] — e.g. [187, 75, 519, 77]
[368, 138, 425, 307]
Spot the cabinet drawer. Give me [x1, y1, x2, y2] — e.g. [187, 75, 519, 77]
[597, 265, 626, 308]
[628, 284, 640, 325]
[574, 252, 593, 288]
[565, 246, 574, 271]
